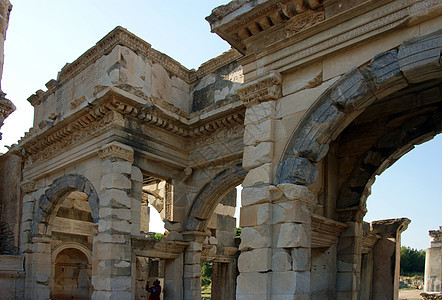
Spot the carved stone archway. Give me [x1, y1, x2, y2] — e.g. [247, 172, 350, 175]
[185, 162, 247, 232]
[277, 29, 442, 200]
[32, 173, 99, 235]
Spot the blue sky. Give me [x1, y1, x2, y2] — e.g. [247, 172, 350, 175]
[1, 1, 440, 250]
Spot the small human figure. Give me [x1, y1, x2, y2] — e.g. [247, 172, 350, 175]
[146, 279, 161, 300]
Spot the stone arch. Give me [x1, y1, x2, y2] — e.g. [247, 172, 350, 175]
[51, 242, 92, 299]
[338, 110, 442, 210]
[51, 242, 92, 265]
[277, 29, 442, 196]
[185, 162, 247, 231]
[32, 173, 99, 235]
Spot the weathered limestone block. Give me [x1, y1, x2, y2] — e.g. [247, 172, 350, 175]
[277, 183, 314, 203]
[243, 119, 274, 146]
[271, 271, 310, 296]
[367, 49, 407, 99]
[282, 62, 323, 96]
[272, 249, 292, 272]
[398, 29, 442, 83]
[131, 166, 143, 182]
[240, 203, 271, 227]
[244, 101, 275, 125]
[184, 264, 202, 278]
[276, 157, 318, 185]
[330, 67, 376, 112]
[100, 172, 131, 190]
[241, 185, 282, 207]
[101, 160, 132, 175]
[243, 142, 274, 170]
[239, 225, 272, 251]
[292, 247, 311, 271]
[238, 248, 272, 273]
[152, 63, 172, 105]
[276, 223, 310, 248]
[99, 189, 132, 209]
[242, 163, 272, 187]
[272, 200, 310, 224]
[236, 272, 271, 296]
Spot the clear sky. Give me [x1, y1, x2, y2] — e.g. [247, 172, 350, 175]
[1, 1, 440, 250]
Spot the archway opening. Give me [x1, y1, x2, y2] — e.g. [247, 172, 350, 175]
[53, 248, 91, 299]
[141, 175, 168, 236]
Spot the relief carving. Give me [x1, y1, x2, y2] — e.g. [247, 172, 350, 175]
[237, 71, 282, 106]
[285, 10, 325, 36]
[98, 141, 134, 162]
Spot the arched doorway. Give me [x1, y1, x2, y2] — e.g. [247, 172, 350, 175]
[53, 247, 91, 299]
[275, 29, 442, 299]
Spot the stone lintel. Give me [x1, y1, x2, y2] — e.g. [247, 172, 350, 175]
[131, 237, 189, 259]
[370, 218, 411, 236]
[238, 71, 282, 106]
[99, 141, 134, 163]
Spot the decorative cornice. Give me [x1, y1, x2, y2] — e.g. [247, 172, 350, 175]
[362, 232, 381, 254]
[98, 141, 134, 162]
[285, 9, 324, 36]
[311, 214, 347, 248]
[0, 93, 15, 120]
[207, 0, 324, 53]
[191, 49, 243, 81]
[237, 71, 282, 106]
[19, 89, 245, 166]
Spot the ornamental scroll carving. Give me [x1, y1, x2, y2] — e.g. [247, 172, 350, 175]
[98, 141, 134, 162]
[237, 71, 282, 106]
[285, 9, 325, 36]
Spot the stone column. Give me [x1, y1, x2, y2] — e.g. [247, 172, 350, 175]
[237, 72, 282, 299]
[425, 227, 442, 293]
[273, 183, 314, 298]
[164, 254, 184, 300]
[371, 218, 410, 300]
[19, 180, 37, 298]
[212, 261, 237, 300]
[92, 141, 136, 299]
[182, 231, 206, 300]
[336, 207, 366, 300]
[28, 235, 52, 299]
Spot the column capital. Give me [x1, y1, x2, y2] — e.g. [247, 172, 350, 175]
[98, 141, 134, 162]
[238, 71, 282, 107]
[21, 180, 35, 194]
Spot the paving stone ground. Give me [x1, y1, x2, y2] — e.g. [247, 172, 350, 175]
[399, 289, 424, 300]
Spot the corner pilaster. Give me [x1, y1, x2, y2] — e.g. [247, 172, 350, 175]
[92, 141, 136, 299]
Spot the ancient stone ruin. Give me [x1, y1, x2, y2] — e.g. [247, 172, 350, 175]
[424, 226, 442, 295]
[0, 0, 441, 299]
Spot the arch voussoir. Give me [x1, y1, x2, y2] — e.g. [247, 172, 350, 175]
[398, 28, 442, 83]
[32, 173, 99, 236]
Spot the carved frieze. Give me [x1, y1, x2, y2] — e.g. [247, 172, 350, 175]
[19, 90, 245, 166]
[311, 214, 347, 248]
[99, 141, 134, 162]
[237, 71, 282, 106]
[285, 9, 325, 36]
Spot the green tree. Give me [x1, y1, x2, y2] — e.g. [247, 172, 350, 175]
[201, 262, 212, 286]
[400, 246, 426, 275]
